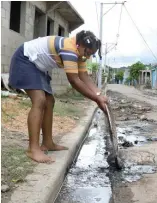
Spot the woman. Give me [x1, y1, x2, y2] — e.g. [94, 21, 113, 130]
[9, 30, 108, 163]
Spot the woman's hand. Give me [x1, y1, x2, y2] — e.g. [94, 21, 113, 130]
[96, 95, 108, 113]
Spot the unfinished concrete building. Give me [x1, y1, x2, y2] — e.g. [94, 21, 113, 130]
[139, 70, 151, 86]
[1, 1, 84, 94]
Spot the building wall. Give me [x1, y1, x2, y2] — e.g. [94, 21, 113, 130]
[1, 1, 70, 94]
[151, 67, 157, 89]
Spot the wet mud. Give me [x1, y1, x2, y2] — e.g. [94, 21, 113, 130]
[53, 91, 157, 203]
[54, 110, 113, 203]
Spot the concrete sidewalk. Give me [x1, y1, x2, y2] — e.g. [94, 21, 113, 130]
[8, 104, 97, 203]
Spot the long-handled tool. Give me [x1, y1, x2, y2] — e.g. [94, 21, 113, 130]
[103, 84, 124, 170]
[105, 102, 124, 170]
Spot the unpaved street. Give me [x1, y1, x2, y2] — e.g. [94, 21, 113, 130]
[2, 85, 157, 203]
[54, 84, 157, 203]
[107, 84, 157, 107]
[107, 84, 157, 203]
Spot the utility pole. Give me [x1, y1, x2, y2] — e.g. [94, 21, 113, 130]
[98, 3, 103, 89]
[103, 42, 117, 73]
[97, 1, 126, 89]
[104, 43, 108, 73]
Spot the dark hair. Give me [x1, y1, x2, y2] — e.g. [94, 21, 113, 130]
[76, 30, 102, 59]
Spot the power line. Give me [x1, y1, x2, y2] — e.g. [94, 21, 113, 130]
[97, 1, 126, 87]
[148, 26, 157, 38]
[102, 2, 125, 73]
[116, 4, 123, 45]
[124, 5, 157, 61]
[104, 3, 125, 55]
[103, 4, 116, 16]
[107, 43, 117, 53]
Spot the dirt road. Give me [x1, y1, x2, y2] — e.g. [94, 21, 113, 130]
[108, 84, 157, 106]
[107, 84, 157, 203]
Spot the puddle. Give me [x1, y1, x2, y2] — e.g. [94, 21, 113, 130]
[54, 110, 112, 203]
[116, 120, 157, 147]
[107, 120, 157, 185]
[53, 110, 157, 203]
[117, 130, 147, 146]
[55, 187, 112, 203]
[122, 165, 157, 182]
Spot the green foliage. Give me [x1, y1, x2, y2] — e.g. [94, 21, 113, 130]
[125, 76, 133, 85]
[87, 62, 99, 72]
[54, 100, 83, 117]
[129, 61, 146, 80]
[1, 146, 36, 185]
[115, 70, 124, 82]
[107, 67, 114, 82]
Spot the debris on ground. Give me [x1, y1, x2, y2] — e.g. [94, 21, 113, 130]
[107, 90, 157, 150]
[1, 91, 18, 99]
[1, 185, 10, 193]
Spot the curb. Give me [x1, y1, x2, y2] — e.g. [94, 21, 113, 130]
[9, 103, 97, 203]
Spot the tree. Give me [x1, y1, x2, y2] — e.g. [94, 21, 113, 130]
[129, 61, 146, 82]
[125, 76, 133, 85]
[107, 67, 113, 83]
[87, 62, 99, 84]
[87, 62, 99, 72]
[115, 70, 124, 83]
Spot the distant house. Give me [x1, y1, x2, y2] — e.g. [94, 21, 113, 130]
[151, 64, 157, 89]
[139, 69, 151, 86]
[138, 65, 157, 89]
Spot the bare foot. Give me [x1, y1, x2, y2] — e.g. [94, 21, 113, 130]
[41, 143, 69, 151]
[26, 149, 55, 163]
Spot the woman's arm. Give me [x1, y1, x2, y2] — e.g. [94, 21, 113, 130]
[78, 71, 101, 94]
[66, 73, 108, 113]
[66, 73, 98, 101]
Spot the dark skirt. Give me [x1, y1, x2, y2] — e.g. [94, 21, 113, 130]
[9, 45, 53, 94]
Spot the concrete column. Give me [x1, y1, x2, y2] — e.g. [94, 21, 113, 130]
[139, 74, 141, 85]
[54, 21, 59, 35]
[20, 2, 26, 35]
[156, 69, 157, 88]
[39, 14, 47, 36]
[141, 72, 143, 84]
[1, 1, 11, 29]
[145, 72, 147, 84]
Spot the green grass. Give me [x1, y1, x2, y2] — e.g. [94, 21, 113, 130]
[2, 111, 17, 122]
[1, 146, 36, 184]
[1, 95, 8, 99]
[2, 92, 85, 120]
[56, 88, 85, 101]
[54, 100, 83, 117]
[19, 99, 31, 109]
[19, 97, 84, 117]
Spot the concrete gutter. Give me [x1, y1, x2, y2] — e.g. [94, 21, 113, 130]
[8, 103, 97, 203]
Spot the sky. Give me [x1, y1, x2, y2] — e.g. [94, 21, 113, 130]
[70, 0, 157, 68]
